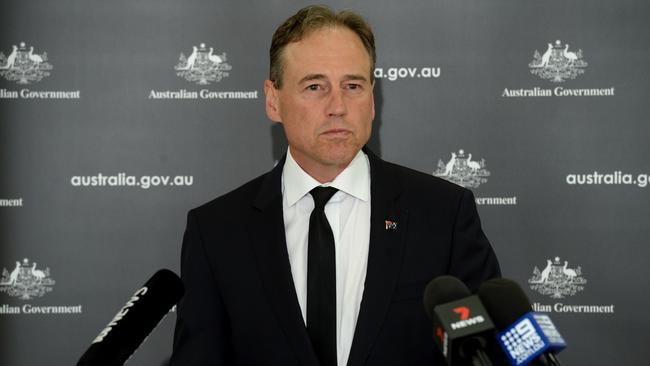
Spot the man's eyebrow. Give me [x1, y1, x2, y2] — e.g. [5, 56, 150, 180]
[298, 74, 327, 84]
[297, 74, 369, 84]
[341, 74, 368, 82]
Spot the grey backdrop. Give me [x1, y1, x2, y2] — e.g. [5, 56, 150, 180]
[1, 0, 648, 365]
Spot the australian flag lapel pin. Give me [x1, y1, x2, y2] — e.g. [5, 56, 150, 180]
[385, 220, 397, 230]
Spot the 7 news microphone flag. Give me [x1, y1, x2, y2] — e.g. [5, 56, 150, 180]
[423, 275, 500, 366]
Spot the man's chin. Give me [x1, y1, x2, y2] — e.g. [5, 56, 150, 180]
[319, 149, 360, 168]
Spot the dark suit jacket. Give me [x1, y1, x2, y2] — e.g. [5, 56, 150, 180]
[170, 149, 500, 366]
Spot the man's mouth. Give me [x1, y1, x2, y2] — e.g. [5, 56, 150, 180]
[322, 129, 351, 137]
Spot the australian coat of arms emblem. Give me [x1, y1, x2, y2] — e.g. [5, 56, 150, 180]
[529, 40, 588, 82]
[433, 149, 490, 188]
[175, 43, 232, 85]
[0, 42, 53, 84]
[528, 257, 587, 299]
[0, 258, 55, 300]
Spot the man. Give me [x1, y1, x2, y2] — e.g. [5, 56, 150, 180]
[170, 5, 499, 366]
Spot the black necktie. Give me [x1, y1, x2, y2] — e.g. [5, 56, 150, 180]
[307, 186, 338, 366]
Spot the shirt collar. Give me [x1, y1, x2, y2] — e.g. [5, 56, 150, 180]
[282, 147, 370, 207]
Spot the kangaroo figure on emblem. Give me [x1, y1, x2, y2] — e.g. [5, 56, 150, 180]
[3, 261, 21, 285]
[0, 45, 18, 69]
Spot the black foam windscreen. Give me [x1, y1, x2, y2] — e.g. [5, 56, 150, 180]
[477, 278, 532, 330]
[77, 269, 184, 366]
[423, 275, 471, 320]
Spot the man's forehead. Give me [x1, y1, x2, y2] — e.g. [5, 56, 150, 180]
[286, 26, 364, 53]
[281, 27, 371, 79]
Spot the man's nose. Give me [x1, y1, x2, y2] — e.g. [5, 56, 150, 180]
[326, 88, 347, 117]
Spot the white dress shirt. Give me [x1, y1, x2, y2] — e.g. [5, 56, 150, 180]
[282, 147, 371, 366]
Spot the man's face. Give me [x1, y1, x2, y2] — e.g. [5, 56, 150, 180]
[264, 26, 375, 182]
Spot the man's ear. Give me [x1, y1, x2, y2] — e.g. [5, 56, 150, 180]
[264, 80, 282, 123]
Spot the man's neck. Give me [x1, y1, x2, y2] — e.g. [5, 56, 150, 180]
[289, 149, 352, 184]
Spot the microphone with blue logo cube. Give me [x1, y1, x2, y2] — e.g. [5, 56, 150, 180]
[497, 312, 566, 366]
[478, 278, 567, 366]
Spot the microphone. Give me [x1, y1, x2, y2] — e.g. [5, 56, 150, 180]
[423, 276, 497, 366]
[478, 278, 566, 366]
[77, 269, 184, 366]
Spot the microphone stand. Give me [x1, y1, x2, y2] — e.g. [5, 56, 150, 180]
[538, 353, 563, 366]
[460, 337, 494, 366]
[471, 349, 494, 366]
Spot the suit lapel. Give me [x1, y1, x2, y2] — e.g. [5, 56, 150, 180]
[247, 156, 319, 366]
[347, 150, 409, 366]
[247, 150, 407, 366]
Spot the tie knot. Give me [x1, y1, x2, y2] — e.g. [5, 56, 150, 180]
[310, 187, 338, 210]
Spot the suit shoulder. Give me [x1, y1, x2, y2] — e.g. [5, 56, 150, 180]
[382, 159, 469, 198]
[189, 171, 269, 218]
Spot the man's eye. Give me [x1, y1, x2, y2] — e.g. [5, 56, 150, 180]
[307, 84, 322, 91]
[346, 83, 361, 90]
